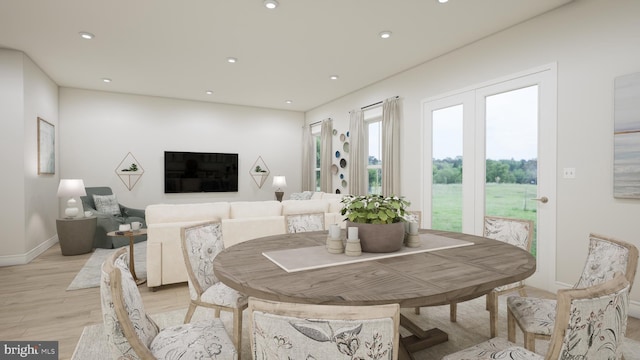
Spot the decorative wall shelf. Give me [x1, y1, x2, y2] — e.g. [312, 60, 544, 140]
[115, 152, 144, 191]
[250, 156, 270, 188]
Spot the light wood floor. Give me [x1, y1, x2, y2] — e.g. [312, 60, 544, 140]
[1, 243, 639, 360]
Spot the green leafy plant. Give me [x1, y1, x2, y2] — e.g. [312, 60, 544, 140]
[340, 194, 410, 224]
[121, 163, 138, 172]
[254, 165, 267, 173]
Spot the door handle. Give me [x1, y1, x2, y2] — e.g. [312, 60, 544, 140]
[531, 196, 549, 204]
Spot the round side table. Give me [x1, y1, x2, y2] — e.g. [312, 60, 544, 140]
[56, 217, 97, 256]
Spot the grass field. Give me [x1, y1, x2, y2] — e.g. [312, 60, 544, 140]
[431, 183, 538, 256]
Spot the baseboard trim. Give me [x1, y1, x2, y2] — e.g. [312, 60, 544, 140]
[0, 235, 58, 266]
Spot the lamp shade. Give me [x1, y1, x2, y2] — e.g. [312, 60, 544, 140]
[272, 176, 287, 189]
[57, 179, 87, 197]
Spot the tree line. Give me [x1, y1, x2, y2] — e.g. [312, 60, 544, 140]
[433, 157, 537, 184]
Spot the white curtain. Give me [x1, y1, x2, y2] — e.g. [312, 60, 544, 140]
[382, 97, 401, 196]
[349, 110, 367, 195]
[301, 125, 314, 191]
[320, 119, 333, 193]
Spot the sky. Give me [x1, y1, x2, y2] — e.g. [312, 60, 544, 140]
[432, 85, 538, 161]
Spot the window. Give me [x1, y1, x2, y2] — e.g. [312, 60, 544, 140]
[365, 107, 383, 194]
[311, 124, 321, 191]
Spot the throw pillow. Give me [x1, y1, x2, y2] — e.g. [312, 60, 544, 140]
[93, 194, 121, 216]
[289, 191, 314, 200]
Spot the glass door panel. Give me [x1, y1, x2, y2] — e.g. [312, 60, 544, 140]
[484, 85, 539, 255]
[432, 105, 463, 232]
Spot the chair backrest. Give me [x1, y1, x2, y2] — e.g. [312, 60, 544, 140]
[483, 216, 534, 252]
[285, 212, 325, 233]
[180, 221, 225, 298]
[546, 273, 630, 360]
[100, 248, 159, 359]
[248, 297, 400, 360]
[574, 233, 639, 290]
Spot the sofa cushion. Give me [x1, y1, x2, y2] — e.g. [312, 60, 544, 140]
[221, 216, 286, 247]
[281, 199, 329, 215]
[146, 203, 230, 224]
[229, 201, 282, 219]
[93, 194, 121, 216]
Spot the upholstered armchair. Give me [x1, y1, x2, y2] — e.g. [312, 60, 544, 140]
[284, 212, 325, 233]
[180, 221, 248, 356]
[81, 186, 146, 248]
[507, 233, 639, 352]
[443, 273, 630, 360]
[101, 248, 237, 359]
[248, 297, 400, 360]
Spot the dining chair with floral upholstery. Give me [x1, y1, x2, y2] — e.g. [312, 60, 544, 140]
[100, 247, 238, 359]
[180, 221, 248, 357]
[443, 272, 630, 360]
[285, 212, 325, 233]
[446, 216, 533, 337]
[507, 233, 638, 352]
[248, 297, 400, 360]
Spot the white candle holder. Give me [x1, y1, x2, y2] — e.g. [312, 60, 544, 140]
[327, 238, 345, 254]
[405, 233, 421, 248]
[345, 238, 362, 256]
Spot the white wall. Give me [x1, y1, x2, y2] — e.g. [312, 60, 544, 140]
[306, 0, 640, 301]
[59, 88, 304, 209]
[0, 49, 59, 263]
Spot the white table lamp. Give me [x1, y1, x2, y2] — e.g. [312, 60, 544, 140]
[272, 175, 287, 202]
[57, 179, 87, 218]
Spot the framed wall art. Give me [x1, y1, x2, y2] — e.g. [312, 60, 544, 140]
[614, 72, 640, 198]
[37, 117, 55, 175]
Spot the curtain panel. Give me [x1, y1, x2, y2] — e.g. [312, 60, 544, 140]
[301, 125, 314, 191]
[349, 110, 367, 195]
[320, 119, 333, 193]
[382, 97, 401, 196]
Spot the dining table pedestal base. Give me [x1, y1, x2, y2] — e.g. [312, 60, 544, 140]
[399, 314, 449, 360]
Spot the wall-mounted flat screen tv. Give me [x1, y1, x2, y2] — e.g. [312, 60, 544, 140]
[164, 151, 238, 193]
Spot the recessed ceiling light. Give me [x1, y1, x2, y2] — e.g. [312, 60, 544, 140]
[79, 31, 94, 40]
[264, 0, 278, 9]
[379, 31, 392, 39]
[227, 57, 238, 64]
[285, 100, 292, 104]
[329, 75, 339, 80]
[102, 78, 111, 83]
[438, 0, 449, 3]
[205, 90, 214, 95]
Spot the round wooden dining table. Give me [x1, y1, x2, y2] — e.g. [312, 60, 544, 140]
[213, 229, 536, 359]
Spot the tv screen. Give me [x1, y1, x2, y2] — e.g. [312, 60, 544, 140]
[164, 151, 238, 193]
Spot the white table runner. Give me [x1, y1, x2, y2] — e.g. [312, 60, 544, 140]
[262, 233, 473, 273]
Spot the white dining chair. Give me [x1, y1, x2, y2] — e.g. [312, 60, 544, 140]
[285, 212, 325, 233]
[248, 297, 400, 360]
[507, 233, 638, 352]
[443, 272, 630, 360]
[180, 221, 248, 357]
[423, 216, 533, 338]
[101, 247, 238, 359]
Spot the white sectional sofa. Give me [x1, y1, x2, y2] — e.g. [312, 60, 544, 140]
[145, 193, 344, 289]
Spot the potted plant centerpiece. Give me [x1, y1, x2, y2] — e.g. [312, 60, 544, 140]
[340, 194, 411, 253]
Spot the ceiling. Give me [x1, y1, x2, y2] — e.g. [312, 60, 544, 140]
[0, 0, 572, 112]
